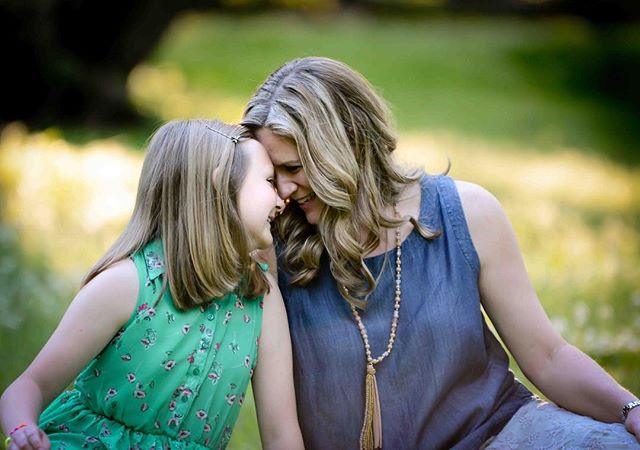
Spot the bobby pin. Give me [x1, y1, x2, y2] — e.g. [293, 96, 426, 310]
[204, 124, 239, 144]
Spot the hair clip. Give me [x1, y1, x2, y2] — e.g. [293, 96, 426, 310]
[204, 124, 239, 144]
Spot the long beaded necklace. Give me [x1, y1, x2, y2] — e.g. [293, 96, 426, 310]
[350, 208, 402, 450]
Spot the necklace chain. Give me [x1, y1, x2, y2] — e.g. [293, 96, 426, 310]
[350, 212, 402, 367]
[349, 206, 402, 450]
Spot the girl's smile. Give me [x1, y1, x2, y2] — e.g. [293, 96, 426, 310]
[236, 139, 285, 249]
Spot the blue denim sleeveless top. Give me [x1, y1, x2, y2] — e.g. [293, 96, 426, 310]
[278, 175, 533, 450]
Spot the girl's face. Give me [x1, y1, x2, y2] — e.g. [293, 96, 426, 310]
[236, 139, 285, 249]
[255, 128, 324, 225]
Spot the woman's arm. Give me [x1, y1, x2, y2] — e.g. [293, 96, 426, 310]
[456, 180, 640, 439]
[0, 259, 138, 447]
[252, 274, 304, 450]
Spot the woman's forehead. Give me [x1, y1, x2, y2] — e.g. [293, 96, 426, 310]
[255, 128, 299, 164]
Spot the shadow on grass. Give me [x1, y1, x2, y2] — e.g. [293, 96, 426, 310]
[509, 25, 640, 165]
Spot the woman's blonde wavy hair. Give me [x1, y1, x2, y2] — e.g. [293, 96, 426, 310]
[242, 57, 439, 309]
[84, 119, 269, 309]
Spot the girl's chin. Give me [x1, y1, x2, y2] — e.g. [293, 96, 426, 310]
[250, 235, 273, 251]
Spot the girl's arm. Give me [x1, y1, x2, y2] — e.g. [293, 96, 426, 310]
[0, 259, 139, 447]
[252, 274, 304, 450]
[456, 180, 640, 441]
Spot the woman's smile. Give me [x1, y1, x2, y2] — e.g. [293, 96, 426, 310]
[255, 128, 324, 225]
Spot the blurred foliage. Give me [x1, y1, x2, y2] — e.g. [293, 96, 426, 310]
[3, 0, 636, 126]
[0, 126, 75, 394]
[128, 12, 640, 165]
[1, 11, 639, 449]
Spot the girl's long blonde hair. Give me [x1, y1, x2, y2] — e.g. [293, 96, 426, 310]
[84, 119, 269, 309]
[242, 57, 438, 308]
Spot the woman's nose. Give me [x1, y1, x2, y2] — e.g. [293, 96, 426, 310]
[276, 177, 297, 200]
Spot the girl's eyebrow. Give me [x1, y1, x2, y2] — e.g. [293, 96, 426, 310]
[279, 160, 301, 165]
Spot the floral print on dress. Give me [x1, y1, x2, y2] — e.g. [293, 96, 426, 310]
[135, 303, 157, 323]
[207, 361, 224, 385]
[140, 328, 158, 348]
[38, 239, 263, 449]
[177, 430, 191, 439]
[109, 329, 124, 346]
[225, 394, 236, 406]
[145, 251, 164, 272]
[104, 388, 117, 401]
[133, 388, 146, 399]
[162, 359, 176, 371]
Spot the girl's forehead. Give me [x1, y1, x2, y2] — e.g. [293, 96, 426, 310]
[240, 139, 272, 167]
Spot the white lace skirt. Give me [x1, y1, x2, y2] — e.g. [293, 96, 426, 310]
[483, 398, 639, 449]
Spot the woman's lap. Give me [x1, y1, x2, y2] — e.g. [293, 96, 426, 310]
[484, 398, 639, 450]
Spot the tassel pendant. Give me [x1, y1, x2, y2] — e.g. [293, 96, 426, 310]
[359, 364, 383, 450]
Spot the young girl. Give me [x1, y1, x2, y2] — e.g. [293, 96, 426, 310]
[0, 120, 304, 450]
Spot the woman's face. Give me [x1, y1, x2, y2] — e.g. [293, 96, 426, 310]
[255, 128, 324, 225]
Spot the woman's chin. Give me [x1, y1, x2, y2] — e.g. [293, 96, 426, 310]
[298, 198, 323, 225]
[302, 207, 320, 225]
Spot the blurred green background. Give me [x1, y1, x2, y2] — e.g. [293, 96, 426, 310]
[1, 4, 639, 448]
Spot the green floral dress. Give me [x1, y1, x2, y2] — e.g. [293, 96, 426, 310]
[39, 240, 264, 450]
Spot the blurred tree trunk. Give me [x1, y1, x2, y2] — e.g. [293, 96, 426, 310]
[444, 0, 640, 23]
[1, 0, 219, 126]
[2, 0, 638, 127]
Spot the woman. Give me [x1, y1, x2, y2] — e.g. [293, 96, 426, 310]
[241, 57, 640, 449]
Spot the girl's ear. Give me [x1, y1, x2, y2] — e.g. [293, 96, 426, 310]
[212, 167, 220, 185]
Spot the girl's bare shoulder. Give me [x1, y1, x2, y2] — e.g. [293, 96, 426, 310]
[79, 258, 139, 325]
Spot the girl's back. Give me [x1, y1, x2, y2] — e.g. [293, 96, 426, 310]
[40, 239, 263, 449]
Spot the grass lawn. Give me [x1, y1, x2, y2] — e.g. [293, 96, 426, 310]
[1, 12, 639, 448]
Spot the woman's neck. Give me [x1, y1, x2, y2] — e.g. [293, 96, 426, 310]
[362, 180, 421, 258]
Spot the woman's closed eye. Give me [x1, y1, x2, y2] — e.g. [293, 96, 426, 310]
[282, 165, 302, 175]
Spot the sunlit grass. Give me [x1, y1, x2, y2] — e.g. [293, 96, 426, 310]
[0, 123, 141, 277]
[1, 122, 638, 447]
[129, 64, 247, 124]
[399, 132, 640, 352]
[2, 11, 639, 448]
[131, 12, 640, 164]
